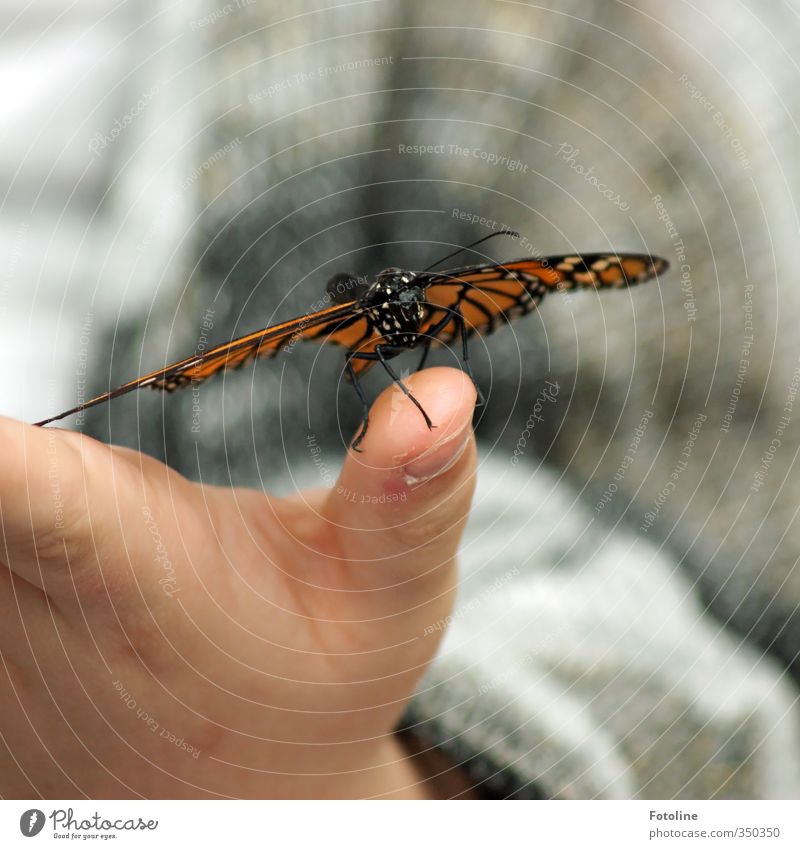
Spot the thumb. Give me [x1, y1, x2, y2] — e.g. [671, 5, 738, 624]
[323, 367, 477, 587]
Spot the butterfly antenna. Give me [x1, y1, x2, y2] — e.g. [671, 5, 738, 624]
[423, 229, 520, 272]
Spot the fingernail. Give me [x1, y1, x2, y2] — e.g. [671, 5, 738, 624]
[402, 425, 472, 487]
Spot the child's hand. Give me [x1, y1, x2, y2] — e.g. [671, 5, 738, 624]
[0, 367, 476, 798]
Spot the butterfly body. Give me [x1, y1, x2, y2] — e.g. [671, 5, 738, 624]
[362, 268, 426, 348]
[34, 231, 669, 450]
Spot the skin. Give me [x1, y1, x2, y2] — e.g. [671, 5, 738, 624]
[0, 367, 478, 799]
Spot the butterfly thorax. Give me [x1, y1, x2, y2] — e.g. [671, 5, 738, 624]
[361, 268, 426, 345]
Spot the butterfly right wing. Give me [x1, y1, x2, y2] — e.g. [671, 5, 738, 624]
[417, 253, 668, 344]
[35, 301, 364, 426]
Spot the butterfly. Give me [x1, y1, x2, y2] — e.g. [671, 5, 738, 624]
[35, 231, 668, 450]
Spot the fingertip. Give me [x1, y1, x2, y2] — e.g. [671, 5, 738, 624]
[0, 416, 100, 555]
[353, 367, 477, 470]
[326, 368, 479, 574]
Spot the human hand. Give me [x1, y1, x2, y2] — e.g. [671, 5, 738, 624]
[0, 368, 476, 798]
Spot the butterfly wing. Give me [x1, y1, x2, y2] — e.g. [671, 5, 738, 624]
[419, 253, 668, 344]
[35, 301, 363, 425]
[311, 312, 384, 377]
[35, 252, 668, 426]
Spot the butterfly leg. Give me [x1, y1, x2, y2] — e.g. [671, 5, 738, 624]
[345, 356, 372, 452]
[349, 345, 435, 435]
[415, 339, 432, 372]
[413, 306, 456, 373]
[453, 310, 486, 408]
[375, 345, 435, 430]
[414, 305, 484, 406]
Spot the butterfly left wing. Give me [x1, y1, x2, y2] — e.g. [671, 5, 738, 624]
[35, 301, 363, 425]
[418, 253, 668, 344]
[310, 312, 385, 378]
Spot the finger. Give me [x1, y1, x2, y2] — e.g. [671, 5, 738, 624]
[324, 367, 477, 588]
[0, 418, 97, 581]
[0, 417, 186, 603]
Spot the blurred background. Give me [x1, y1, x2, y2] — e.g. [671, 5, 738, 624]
[5, 0, 800, 798]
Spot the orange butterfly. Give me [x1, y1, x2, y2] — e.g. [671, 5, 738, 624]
[36, 232, 668, 449]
